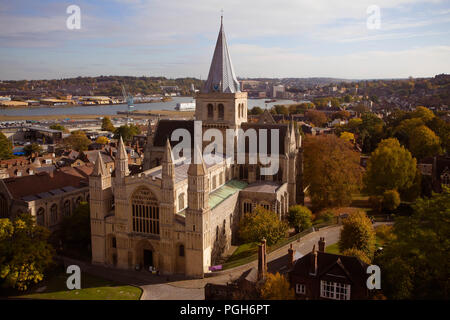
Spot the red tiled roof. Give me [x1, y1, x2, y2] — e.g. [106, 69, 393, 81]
[4, 165, 93, 199]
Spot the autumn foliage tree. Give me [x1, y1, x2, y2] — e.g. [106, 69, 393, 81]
[305, 110, 328, 127]
[238, 206, 288, 246]
[101, 116, 115, 132]
[0, 214, 54, 291]
[303, 135, 362, 210]
[0, 132, 13, 160]
[260, 272, 295, 300]
[64, 130, 92, 152]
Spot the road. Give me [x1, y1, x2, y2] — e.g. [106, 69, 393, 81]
[141, 224, 344, 300]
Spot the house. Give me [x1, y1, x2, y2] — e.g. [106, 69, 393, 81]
[288, 238, 369, 300]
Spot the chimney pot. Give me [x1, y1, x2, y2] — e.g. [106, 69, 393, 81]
[288, 243, 295, 268]
[318, 237, 326, 252]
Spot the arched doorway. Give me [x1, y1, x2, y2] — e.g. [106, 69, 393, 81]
[175, 243, 186, 274]
[135, 239, 157, 271]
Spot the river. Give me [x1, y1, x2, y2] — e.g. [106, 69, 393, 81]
[0, 97, 299, 117]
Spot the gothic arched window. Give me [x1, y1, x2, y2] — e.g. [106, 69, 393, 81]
[178, 193, 185, 211]
[37, 207, 45, 226]
[131, 186, 159, 235]
[63, 200, 71, 217]
[218, 104, 224, 120]
[50, 204, 58, 225]
[179, 244, 185, 257]
[0, 194, 8, 218]
[207, 104, 214, 119]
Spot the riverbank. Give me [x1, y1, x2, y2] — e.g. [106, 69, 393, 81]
[0, 110, 194, 121]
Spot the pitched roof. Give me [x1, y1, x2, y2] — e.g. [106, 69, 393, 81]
[92, 151, 107, 176]
[291, 251, 368, 287]
[202, 17, 240, 94]
[3, 165, 92, 200]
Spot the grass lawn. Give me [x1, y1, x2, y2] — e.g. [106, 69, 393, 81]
[222, 242, 258, 269]
[325, 235, 385, 255]
[12, 271, 142, 300]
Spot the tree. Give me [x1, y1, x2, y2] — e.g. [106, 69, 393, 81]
[408, 125, 441, 160]
[64, 130, 91, 151]
[303, 135, 362, 209]
[238, 206, 288, 246]
[58, 202, 91, 258]
[272, 105, 289, 115]
[101, 117, 115, 132]
[340, 131, 355, 143]
[114, 124, 141, 143]
[338, 211, 376, 259]
[260, 272, 295, 300]
[305, 110, 328, 127]
[364, 138, 416, 196]
[250, 106, 264, 115]
[411, 106, 435, 123]
[23, 143, 42, 156]
[333, 110, 351, 120]
[382, 189, 400, 211]
[49, 124, 67, 132]
[427, 117, 450, 153]
[95, 136, 109, 145]
[0, 132, 13, 160]
[341, 248, 371, 264]
[288, 205, 312, 233]
[0, 214, 54, 291]
[376, 188, 450, 299]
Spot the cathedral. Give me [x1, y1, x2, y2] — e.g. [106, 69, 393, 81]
[89, 18, 303, 278]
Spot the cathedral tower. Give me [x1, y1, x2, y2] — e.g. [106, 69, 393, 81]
[90, 152, 112, 264]
[159, 139, 177, 274]
[195, 17, 247, 130]
[185, 147, 212, 277]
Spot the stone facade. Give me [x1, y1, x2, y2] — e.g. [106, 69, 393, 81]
[89, 19, 303, 278]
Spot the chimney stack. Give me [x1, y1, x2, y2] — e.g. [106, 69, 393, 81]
[309, 245, 318, 276]
[288, 243, 295, 268]
[257, 239, 266, 281]
[318, 237, 326, 252]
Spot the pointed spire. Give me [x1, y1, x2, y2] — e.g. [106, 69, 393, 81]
[93, 151, 107, 176]
[188, 145, 207, 176]
[202, 17, 240, 94]
[163, 138, 174, 164]
[32, 157, 41, 168]
[146, 120, 153, 138]
[117, 136, 127, 160]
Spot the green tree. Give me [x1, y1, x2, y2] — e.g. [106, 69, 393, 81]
[114, 124, 141, 143]
[238, 206, 288, 246]
[23, 143, 43, 157]
[382, 189, 401, 211]
[101, 117, 115, 132]
[0, 132, 13, 160]
[408, 125, 441, 160]
[58, 202, 91, 258]
[0, 214, 54, 291]
[288, 205, 312, 233]
[303, 135, 362, 209]
[338, 211, 376, 259]
[250, 106, 264, 115]
[364, 138, 416, 196]
[376, 188, 450, 299]
[64, 130, 91, 152]
[411, 106, 435, 123]
[49, 124, 67, 132]
[260, 272, 295, 300]
[272, 105, 289, 115]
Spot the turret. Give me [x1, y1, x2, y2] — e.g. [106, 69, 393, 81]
[185, 147, 212, 277]
[89, 151, 112, 265]
[143, 120, 153, 170]
[115, 136, 129, 179]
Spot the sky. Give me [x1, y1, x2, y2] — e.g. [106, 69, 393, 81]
[0, 0, 449, 80]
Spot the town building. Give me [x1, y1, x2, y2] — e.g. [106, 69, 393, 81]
[0, 166, 92, 230]
[89, 18, 304, 278]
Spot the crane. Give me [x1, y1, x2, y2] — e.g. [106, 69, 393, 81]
[121, 84, 134, 124]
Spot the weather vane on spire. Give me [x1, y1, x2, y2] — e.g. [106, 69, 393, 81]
[221, 9, 224, 23]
